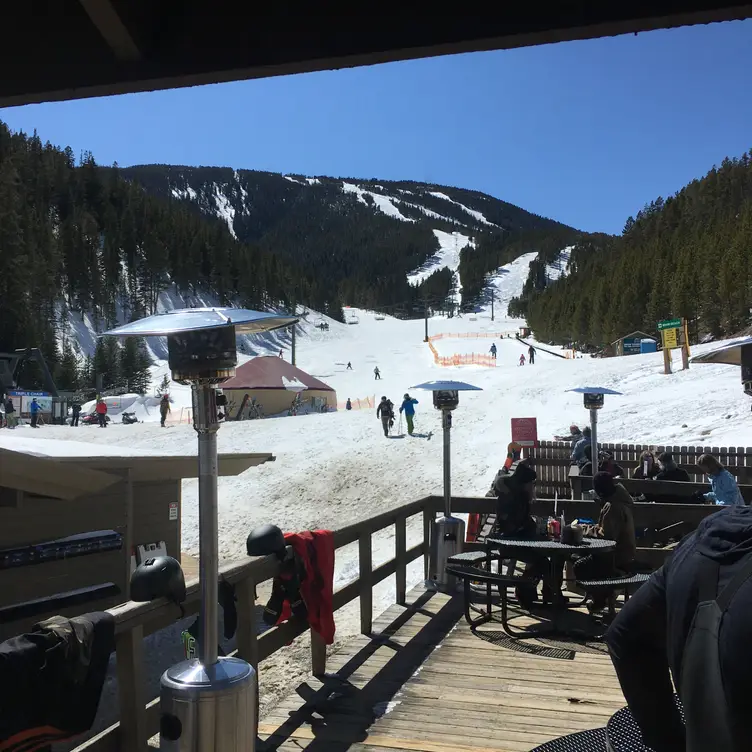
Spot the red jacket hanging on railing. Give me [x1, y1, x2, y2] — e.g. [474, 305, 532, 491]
[271, 530, 336, 644]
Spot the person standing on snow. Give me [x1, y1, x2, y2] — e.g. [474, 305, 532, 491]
[490, 343, 497, 359]
[400, 393, 418, 436]
[374, 366, 381, 380]
[376, 396, 394, 437]
[29, 398, 42, 428]
[345, 398, 352, 411]
[4, 397, 16, 429]
[528, 345, 536, 364]
[95, 398, 108, 428]
[346, 362, 353, 370]
[518, 354, 526, 366]
[71, 402, 81, 427]
[160, 394, 171, 427]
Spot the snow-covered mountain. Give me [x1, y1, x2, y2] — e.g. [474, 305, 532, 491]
[120, 165, 574, 299]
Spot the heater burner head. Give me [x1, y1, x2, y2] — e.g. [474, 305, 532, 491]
[168, 327, 237, 384]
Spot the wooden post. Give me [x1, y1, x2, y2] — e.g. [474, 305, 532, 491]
[124, 470, 134, 591]
[359, 531, 373, 635]
[395, 514, 407, 605]
[663, 342, 672, 375]
[311, 630, 327, 676]
[235, 577, 258, 670]
[422, 506, 433, 581]
[234, 576, 260, 739]
[116, 626, 147, 752]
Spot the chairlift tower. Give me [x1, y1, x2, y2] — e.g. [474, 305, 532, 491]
[104, 307, 296, 752]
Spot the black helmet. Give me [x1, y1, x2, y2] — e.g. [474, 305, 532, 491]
[247, 524, 286, 558]
[381, 396, 387, 401]
[130, 556, 186, 604]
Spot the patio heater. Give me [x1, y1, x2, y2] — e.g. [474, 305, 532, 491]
[104, 307, 296, 752]
[566, 387, 623, 461]
[411, 380, 482, 590]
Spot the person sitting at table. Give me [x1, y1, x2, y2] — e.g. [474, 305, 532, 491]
[633, 450, 660, 479]
[697, 454, 745, 506]
[605, 504, 752, 751]
[493, 463, 566, 608]
[579, 446, 625, 478]
[655, 451, 690, 482]
[575, 471, 636, 613]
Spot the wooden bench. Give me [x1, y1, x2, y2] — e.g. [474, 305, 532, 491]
[569, 465, 752, 504]
[575, 573, 651, 617]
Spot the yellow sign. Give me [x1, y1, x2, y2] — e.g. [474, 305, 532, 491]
[663, 327, 678, 349]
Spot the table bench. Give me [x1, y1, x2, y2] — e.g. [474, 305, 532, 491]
[575, 573, 651, 617]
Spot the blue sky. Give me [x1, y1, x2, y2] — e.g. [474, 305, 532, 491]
[2, 20, 751, 234]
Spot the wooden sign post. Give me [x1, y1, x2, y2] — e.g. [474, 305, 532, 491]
[658, 317, 690, 375]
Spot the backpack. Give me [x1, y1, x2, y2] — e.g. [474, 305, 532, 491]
[681, 553, 752, 751]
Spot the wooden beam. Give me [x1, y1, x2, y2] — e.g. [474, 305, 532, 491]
[79, 0, 141, 61]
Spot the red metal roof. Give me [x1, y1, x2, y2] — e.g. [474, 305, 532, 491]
[222, 356, 334, 392]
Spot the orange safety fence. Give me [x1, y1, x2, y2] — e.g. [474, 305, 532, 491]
[426, 336, 496, 368]
[337, 395, 376, 411]
[165, 407, 193, 425]
[429, 331, 515, 341]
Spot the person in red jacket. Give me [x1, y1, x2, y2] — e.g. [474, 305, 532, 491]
[95, 398, 108, 428]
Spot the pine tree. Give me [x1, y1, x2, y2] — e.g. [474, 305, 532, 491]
[120, 337, 152, 395]
[156, 374, 171, 396]
[57, 344, 80, 391]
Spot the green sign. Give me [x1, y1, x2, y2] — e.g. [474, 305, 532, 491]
[658, 318, 682, 330]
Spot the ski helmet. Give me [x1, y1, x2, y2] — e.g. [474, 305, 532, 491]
[381, 396, 387, 401]
[130, 556, 186, 604]
[246, 524, 286, 558]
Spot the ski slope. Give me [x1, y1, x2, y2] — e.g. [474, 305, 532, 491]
[5, 251, 752, 691]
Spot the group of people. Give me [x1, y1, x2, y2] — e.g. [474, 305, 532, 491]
[487, 343, 536, 366]
[491, 462, 637, 613]
[567, 424, 745, 506]
[0, 397, 42, 428]
[376, 394, 418, 436]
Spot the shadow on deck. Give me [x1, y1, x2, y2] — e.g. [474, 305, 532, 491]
[258, 585, 626, 752]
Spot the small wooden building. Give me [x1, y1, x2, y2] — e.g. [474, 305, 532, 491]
[610, 330, 657, 357]
[222, 356, 337, 417]
[0, 438, 273, 640]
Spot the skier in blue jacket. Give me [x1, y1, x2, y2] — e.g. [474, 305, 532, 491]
[400, 394, 418, 436]
[29, 398, 42, 428]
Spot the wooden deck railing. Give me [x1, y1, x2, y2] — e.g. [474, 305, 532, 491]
[73, 493, 713, 751]
[75, 496, 440, 752]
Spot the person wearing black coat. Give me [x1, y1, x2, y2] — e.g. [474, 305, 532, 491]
[605, 506, 752, 751]
[655, 452, 691, 482]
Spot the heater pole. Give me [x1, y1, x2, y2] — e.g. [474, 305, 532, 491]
[193, 383, 220, 666]
[442, 409, 452, 516]
[589, 407, 598, 466]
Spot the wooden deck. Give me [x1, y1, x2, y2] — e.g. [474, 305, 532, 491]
[258, 584, 626, 752]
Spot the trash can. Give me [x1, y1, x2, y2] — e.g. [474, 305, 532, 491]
[159, 656, 256, 751]
[428, 515, 465, 590]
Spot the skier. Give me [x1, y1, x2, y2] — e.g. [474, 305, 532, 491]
[279, 349, 284, 358]
[519, 354, 526, 366]
[399, 393, 419, 436]
[71, 402, 81, 427]
[345, 398, 352, 411]
[376, 396, 394, 437]
[528, 345, 536, 365]
[159, 394, 171, 427]
[4, 397, 15, 429]
[346, 362, 353, 370]
[374, 366, 381, 380]
[29, 398, 41, 428]
[95, 398, 108, 428]
[490, 343, 497, 359]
